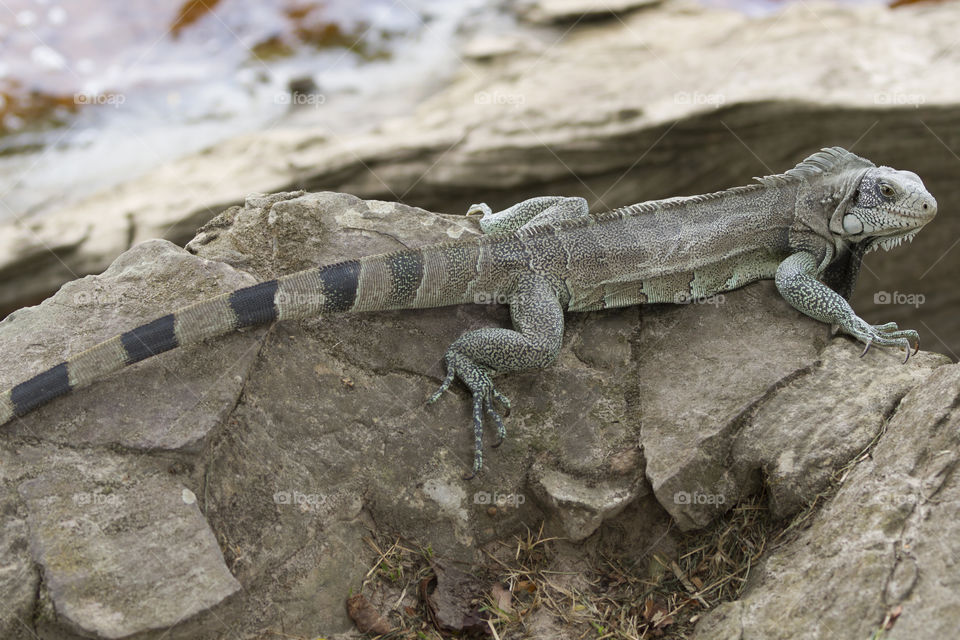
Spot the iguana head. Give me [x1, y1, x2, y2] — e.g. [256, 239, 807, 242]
[833, 166, 937, 253]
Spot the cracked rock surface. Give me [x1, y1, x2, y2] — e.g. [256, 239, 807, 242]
[0, 191, 953, 638]
[692, 362, 960, 640]
[19, 448, 240, 640]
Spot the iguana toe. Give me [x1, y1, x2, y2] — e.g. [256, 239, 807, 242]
[492, 388, 511, 417]
[856, 323, 919, 364]
[485, 394, 507, 447]
[429, 350, 513, 476]
[466, 203, 492, 217]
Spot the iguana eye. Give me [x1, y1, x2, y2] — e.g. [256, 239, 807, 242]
[879, 184, 895, 198]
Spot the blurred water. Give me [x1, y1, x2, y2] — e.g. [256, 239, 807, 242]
[0, 0, 504, 222]
[699, 0, 887, 15]
[0, 0, 892, 223]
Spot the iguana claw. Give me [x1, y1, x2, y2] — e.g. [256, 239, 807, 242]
[850, 319, 919, 365]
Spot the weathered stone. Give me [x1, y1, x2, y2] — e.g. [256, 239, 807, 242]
[0, 239, 263, 453]
[18, 447, 240, 639]
[0, 445, 38, 640]
[735, 339, 949, 518]
[529, 463, 646, 541]
[638, 283, 826, 530]
[692, 362, 960, 640]
[186, 191, 648, 629]
[0, 190, 950, 638]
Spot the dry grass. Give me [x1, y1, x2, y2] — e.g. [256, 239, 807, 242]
[484, 494, 772, 639]
[354, 491, 777, 639]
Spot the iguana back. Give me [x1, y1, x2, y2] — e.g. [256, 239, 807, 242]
[0, 147, 937, 476]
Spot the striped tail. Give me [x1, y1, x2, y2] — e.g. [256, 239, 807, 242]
[0, 240, 487, 426]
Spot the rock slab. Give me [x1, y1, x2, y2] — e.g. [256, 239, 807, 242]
[0, 190, 951, 638]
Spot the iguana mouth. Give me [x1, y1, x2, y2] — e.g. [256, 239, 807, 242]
[866, 229, 921, 253]
[853, 196, 936, 253]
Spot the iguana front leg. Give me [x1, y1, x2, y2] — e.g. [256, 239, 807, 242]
[775, 251, 919, 362]
[468, 196, 589, 234]
[428, 273, 565, 477]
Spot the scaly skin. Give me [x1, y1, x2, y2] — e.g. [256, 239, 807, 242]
[0, 148, 937, 477]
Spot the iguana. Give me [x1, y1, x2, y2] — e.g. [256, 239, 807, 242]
[0, 147, 937, 476]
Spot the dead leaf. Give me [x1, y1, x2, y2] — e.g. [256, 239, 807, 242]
[642, 596, 674, 628]
[652, 609, 675, 628]
[346, 593, 391, 635]
[890, 0, 947, 7]
[643, 596, 657, 620]
[491, 583, 513, 613]
[515, 580, 537, 593]
[170, 0, 223, 37]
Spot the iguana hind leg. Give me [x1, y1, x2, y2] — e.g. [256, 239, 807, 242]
[428, 273, 565, 477]
[467, 196, 589, 234]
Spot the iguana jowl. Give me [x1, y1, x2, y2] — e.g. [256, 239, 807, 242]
[0, 148, 937, 476]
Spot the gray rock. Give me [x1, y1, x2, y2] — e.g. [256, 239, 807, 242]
[692, 361, 960, 640]
[638, 282, 826, 530]
[17, 446, 239, 639]
[735, 339, 949, 518]
[0, 444, 39, 640]
[529, 463, 646, 542]
[0, 191, 950, 638]
[0, 239, 263, 452]
[0, 192, 647, 636]
[641, 300, 947, 530]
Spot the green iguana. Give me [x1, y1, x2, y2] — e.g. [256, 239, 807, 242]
[0, 147, 937, 476]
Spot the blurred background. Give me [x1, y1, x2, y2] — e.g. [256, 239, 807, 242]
[0, 0, 509, 216]
[0, 0, 956, 356]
